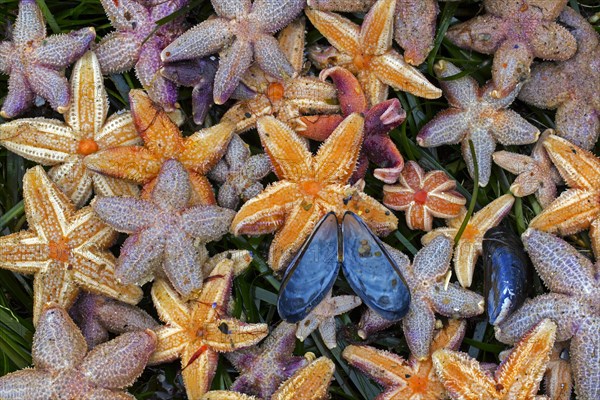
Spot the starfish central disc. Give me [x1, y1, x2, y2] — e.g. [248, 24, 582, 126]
[413, 189, 428, 205]
[267, 82, 285, 103]
[461, 224, 479, 241]
[77, 139, 99, 156]
[353, 53, 372, 69]
[301, 180, 323, 197]
[49, 238, 71, 263]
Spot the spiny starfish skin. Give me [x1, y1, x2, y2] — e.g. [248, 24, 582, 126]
[518, 7, 600, 150]
[93, 159, 235, 298]
[417, 60, 540, 187]
[231, 114, 398, 272]
[306, 0, 441, 107]
[0, 0, 96, 118]
[493, 130, 562, 208]
[161, 0, 306, 105]
[433, 319, 557, 400]
[84, 89, 235, 205]
[422, 194, 515, 288]
[446, 0, 576, 99]
[383, 160, 466, 231]
[495, 229, 600, 400]
[149, 259, 269, 400]
[0, 51, 141, 207]
[96, 0, 189, 111]
[344, 319, 466, 400]
[225, 322, 311, 398]
[0, 166, 142, 325]
[0, 306, 156, 399]
[208, 134, 272, 210]
[358, 237, 484, 360]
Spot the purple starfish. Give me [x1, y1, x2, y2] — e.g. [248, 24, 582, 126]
[95, 0, 189, 111]
[0, 0, 95, 118]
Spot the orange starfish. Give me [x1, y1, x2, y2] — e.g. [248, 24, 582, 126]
[84, 89, 235, 205]
[432, 319, 557, 400]
[0, 166, 142, 325]
[149, 259, 269, 400]
[305, 0, 441, 107]
[231, 114, 398, 271]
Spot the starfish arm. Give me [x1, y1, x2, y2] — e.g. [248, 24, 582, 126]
[555, 99, 600, 150]
[95, 32, 142, 74]
[204, 318, 269, 351]
[204, 250, 253, 277]
[13, 0, 46, 46]
[1, 69, 35, 119]
[200, 391, 255, 400]
[318, 317, 338, 349]
[0, 369, 52, 399]
[307, 0, 373, 11]
[590, 219, 600, 262]
[394, 0, 438, 66]
[453, 240, 479, 288]
[429, 282, 484, 318]
[305, 8, 360, 56]
[32, 268, 80, 325]
[67, 205, 117, 249]
[445, 15, 508, 55]
[149, 325, 189, 364]
[213, 0, 251, 18]
[491, 40, 535, 98]
[343, 190, 398, 235]
[433, 60, 480, 107]
[225, 134, 251, 170]
[403, 297, 437, 360]
[0, 231, 50, 274]
[571, 317, 600, 400]
[343, 344, 412, 387]
[98, 0, 149, 31]
[214, 39, 254, 105]
[181, 205, 235, 241]
[191, 81, 216, 125]
[560, 6, 600, 52]
[223, 96, 271, 133]
[0, 41, 12, 74]
[518, 63, 569, 109]
[48, 161, 93, 208]
[84, 146, 162, 183]
[92, 197, 159, 234]
[33, 28, 96, 69]
[246, 154, 272, 180]
[492, 151, 535, 175]
[96, 299, 158, 334]
[251, 0, 306, 34]
[416, 108, 469, 147]
[161, 18, 233, 63]
[180, 121, 236, 174]
[413, 235, 453, 279]
[543, 134, 600, 189]
[187, 172, 218, 206]
[360, 0, 395, 56]
[136, 40, 179, 111]
[383, 186, 415, 209]
[462, 129, 496, 187]
[471, 194, 514, 232]
[357, 70, 389, 107]
[421, 227, 459, 246]
[278, 17, 306, 73]
[194, 260, 236, 322]
[91, 173, 140, 200]
[432, 319, 468, 352]
[272, 357, 335, 400]
[492, 110, 540, 146]
[254, 34, 295, 80]
[296, 314, 322, 342]
[182, 345, 219, 399]
[530, 22, 577, 60]
[163, 229, 204, 297]
[27, 65, 71, 113]
[150, 159, 192, 211]
[329, 294, 362, 314]
[151, 279, 191, 327]
[117, 227, 166, 286]
[427, 190, 466, 220]
[85, 389, 136, 400]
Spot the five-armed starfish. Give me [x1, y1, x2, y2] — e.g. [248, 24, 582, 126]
[306, 0, 441, 107]
[231, 114, 398, 271]
[0, 51, 140, 207]
[0, 0, 95, 118]
[149, 260, 269, 400]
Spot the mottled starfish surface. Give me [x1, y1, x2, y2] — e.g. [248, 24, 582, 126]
[0, 166, 142, 325]
[383, 161, 466, 231]
[433, 319, 557, 400]
[296, 291, 362, 349]
[306, 0, 441, 107]
[518, 8, 600, 150]
[201, 356, 336, 400]
[225, 322, 311, 398]
[85, 89, 234, 205]
[495, 229, 600, 400]
[222, 17, 339, 133]
[149, 259, 269, 400]
[344, 319, 466, 400]
[0, 0, 95, 118]
[493, 130, 562, 208]
[161, 0, 306, 104]
[0, 51, 140, 207]
[422, 194, 514, 288]
[544, 343, 573, 400]
[208, 134, 272, 210]
[96, 0, 189, 110]
[231, 114, 398, 271]
[93, 159, 235, 298]
[417, 61, 540, 187]
[0, 306, 156, 399]
[69, 292, 158, 349]
[446, 0, 576, 98]
[297, 66, 406, 184]
[358, 237, 484, 360]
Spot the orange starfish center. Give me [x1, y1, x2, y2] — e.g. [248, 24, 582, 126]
[77, 139, 99, 155]
[407, 374, 429, 394]
[49, 237, 71, 263]
[266, 82, 285, 103]
[461, 224, 479, 241]
[300, 180, 323, 197]
[353, 53, 373, 69]
[414, 190, 428, 205]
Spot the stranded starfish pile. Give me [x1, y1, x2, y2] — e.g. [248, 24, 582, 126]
[0, 0, 599, 399]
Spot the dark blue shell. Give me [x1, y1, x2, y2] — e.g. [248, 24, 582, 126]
[482, 225, 531, 326]
[277, 212, 341, 323]
[341, 212, 410, 321]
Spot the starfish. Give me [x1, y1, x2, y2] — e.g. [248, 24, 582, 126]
[493, 130, 562, 208]
[296, 66, 406, 184]
[0, 0, 95, 118]
[0, 166, 142, 325]
[357, 237, 484, 359]
[93, 159, 235, 298]
[231, 114, 398, 271]
[544, 343, 573, 400]
[95, 0, 189, 111]
[495, 229, 600, 400]
[422, 194, 515, 288]
[416, 60, 540, 187]
[84, 89, 235, 205]
[0, 51, 140, 207]
[225, 322, 311, 398]
[161, 0, 306, 105]
[295, 291, 362, 349]
[383, 160, 466, 231]
[433, 319, 557, 400]
[445, 0, 576, 99]
[305, 0, 441, 107]
[0, 305, 156, 399]
[518, 8, 600, 150]
[222, 17, 340, 134]
[149, 259, 269, 400]
[69, 292, 158, 349]
[201, 356, 335, 400]
[208, 134, 272, 209]
[344, 319, 466, 400]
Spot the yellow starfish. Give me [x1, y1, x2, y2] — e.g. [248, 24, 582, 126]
[0, 166, 142, 325]
[0, 51, 140, 207]
[231, 114, 398, 271]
